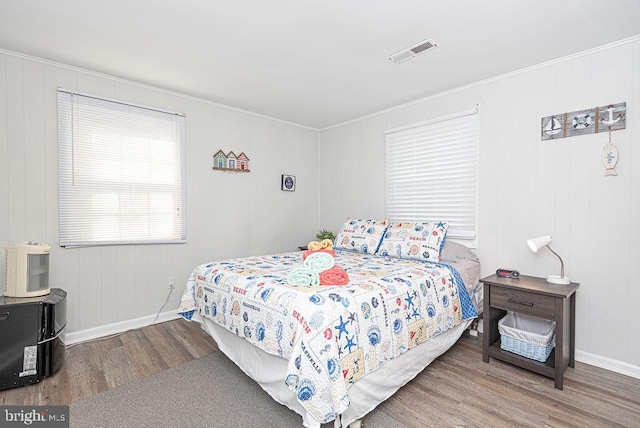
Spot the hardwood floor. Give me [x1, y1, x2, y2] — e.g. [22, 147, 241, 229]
[0, 319, 218, 407]
[380, 333, 640, 428]
[2, 319, 639, 427]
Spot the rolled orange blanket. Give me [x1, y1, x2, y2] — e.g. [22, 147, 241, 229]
[302, 248, 336, 260]
[319, 265, 349, 286]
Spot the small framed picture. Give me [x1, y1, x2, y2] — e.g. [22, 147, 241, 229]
[281, 174, 296, 191]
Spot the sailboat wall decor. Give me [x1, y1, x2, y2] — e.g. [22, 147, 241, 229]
[541, 102, 625, 140]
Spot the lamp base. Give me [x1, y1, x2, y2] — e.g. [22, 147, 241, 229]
[546, 275, 570, 285]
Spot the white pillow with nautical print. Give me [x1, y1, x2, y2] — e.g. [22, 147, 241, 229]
[377, 221, 448, 262]
[334, 218, 390, 255]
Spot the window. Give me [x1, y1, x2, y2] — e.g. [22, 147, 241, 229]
[385, 107, 479, 240]
[57, 89, 187, 247]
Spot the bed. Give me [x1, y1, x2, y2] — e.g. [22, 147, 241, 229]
[178, 219, 481, 427]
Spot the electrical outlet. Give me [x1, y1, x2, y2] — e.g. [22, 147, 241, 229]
[168, 277, 175, 289]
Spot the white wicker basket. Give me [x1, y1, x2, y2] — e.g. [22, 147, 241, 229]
[498, 312, 555, 362]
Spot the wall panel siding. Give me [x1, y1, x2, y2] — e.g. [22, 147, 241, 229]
[318, 38, 640, 370]
[6, 56, 26, 243]
[23, 61, 46, 240]
[0, 54, 8, 275]
[629, 41, 640, 367]
[0, 51, 319, 333]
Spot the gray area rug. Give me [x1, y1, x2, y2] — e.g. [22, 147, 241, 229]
[70, 351, 405, 428]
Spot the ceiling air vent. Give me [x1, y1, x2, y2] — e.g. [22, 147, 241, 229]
[389, 39, 438, 64]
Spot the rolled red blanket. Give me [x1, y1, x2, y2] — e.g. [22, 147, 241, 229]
[319, 265, 349, 286]
[302, 248, 336, 260]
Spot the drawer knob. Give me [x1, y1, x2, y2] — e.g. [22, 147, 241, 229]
[507, 298, 534, 307]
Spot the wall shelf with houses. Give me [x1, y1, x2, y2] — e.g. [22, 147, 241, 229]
[212, 149, 250, 172]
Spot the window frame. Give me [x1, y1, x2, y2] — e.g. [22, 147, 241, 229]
[384, 106, 479, 243]
[57, 88, 187, 247]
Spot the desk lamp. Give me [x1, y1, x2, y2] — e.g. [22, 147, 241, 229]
[527, 235, 570, 285]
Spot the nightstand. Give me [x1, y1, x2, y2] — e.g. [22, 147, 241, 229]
[481, 274, 579, 390]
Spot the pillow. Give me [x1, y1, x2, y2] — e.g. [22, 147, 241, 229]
[334, 218, 390, 254]
[439, 240, 479, 263]
[377, 221, 448, 262]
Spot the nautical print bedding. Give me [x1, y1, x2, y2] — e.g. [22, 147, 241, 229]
[178, 249, 477, 425]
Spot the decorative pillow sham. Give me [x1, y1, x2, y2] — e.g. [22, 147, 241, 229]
[334, 218, 390, 255]
[377, 221, 448, 262]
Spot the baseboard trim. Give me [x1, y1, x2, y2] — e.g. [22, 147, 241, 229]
[576, 350, 640, 380]
[63, 310, 181, 346]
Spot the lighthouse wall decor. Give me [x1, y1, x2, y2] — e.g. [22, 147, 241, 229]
[541, 102, 626, 140]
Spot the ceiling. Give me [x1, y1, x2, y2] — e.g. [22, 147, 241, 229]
[1, 1, 639, 129]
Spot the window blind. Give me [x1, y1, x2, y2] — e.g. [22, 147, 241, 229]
[57, 89, 187, 247]
[385, 109, 478, 239]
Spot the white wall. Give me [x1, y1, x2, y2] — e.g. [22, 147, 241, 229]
[318, 37, 640, 375]
[0, 51, 319, 335]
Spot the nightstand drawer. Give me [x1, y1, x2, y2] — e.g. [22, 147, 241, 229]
[490, 286, 555, 319]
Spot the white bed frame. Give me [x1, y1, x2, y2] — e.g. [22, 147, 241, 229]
[191, 312, 473, 427]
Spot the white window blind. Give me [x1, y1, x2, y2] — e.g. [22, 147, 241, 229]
[57, 89, 187, 247]
[385, 108, 478, 239]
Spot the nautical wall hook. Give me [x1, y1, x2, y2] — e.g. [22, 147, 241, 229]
[601, 104, 622, 126]
[541, 102, 626, 140]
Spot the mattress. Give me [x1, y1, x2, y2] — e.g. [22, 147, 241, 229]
[179, 248, 479, 427]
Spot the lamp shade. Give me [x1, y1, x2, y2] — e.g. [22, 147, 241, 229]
[526, 234, 570, 285]
[527, 235, 552, 252]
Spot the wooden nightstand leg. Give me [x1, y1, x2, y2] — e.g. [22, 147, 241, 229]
[554, 298, 565, 390]
[569, 293, 576, 368]
[482, 287, 490, 363]
[555, 373, 564, 390]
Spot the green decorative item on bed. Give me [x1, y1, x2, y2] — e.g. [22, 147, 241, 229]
[315, 229, 335, 241]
